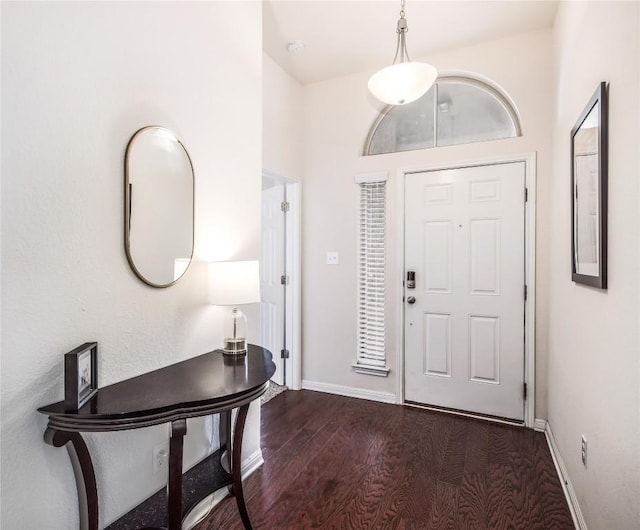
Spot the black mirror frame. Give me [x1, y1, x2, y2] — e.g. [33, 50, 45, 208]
[571, 82, 608, 289]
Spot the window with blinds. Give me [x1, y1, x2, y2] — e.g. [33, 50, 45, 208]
[353, 173, 390, 377]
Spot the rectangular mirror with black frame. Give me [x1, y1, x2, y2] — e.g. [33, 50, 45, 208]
[571, 82, 608, 289]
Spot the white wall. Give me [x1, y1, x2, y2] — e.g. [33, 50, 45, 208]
[301, 29, 553, 417]
[1, 2, 262, 528]
[263, 52, 304, 178]
[548, 2, 640, 528]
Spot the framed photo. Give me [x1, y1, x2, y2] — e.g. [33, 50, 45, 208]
[571, 82, 608, 289]
[65, 342, 99, 410]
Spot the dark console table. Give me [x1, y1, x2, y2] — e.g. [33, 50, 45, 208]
[38, 344, 275, 530]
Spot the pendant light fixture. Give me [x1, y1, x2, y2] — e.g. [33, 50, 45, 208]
[368, 0, 438, 106]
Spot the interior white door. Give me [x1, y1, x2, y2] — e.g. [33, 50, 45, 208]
[261, 182, 285, 385]
[404, 162, 526, 420]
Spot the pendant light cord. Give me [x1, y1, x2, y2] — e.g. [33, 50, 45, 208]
[392, 0, 411, 64]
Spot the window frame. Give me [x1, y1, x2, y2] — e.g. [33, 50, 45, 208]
[352, 171, 390, 377]
[363, 75, 522, 156]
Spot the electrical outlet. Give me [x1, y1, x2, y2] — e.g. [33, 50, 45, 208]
[153, 444, 168, 474]
[581, 436, 587, 468]
[326, 251, 339, 265]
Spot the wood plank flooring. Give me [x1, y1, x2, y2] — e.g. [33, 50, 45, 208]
[195, 390, 573, 530]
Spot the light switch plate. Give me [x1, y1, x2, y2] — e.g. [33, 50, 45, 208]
[326, 251, 339, 265]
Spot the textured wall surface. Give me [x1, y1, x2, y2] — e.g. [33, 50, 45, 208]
[547, 2, 640, 527]
[1, 2, 262, 527]
[263, 53, 304, 179]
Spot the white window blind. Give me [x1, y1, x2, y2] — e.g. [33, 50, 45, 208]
[354, 175, 389, 376]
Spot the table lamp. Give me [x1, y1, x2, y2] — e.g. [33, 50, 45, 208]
[209, 260, 260, 355]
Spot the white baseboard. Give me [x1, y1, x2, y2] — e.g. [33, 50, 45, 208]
[534, 418, 547, 432]
[183, 448, 264, 530]
[301, 379, 396, 404]
[240, 447, 265, 478]
[544, 423, 586, 530]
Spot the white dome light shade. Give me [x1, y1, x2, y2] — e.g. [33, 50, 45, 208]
[368, 61, 438, 106]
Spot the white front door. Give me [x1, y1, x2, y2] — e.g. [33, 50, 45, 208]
[404, 162, 526, 421]
[261, 181, 286, 385]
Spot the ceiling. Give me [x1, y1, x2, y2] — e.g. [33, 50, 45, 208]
[264, 0, 559, 85]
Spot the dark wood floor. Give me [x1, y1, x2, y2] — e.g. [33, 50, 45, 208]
[196, 390, 574, 530]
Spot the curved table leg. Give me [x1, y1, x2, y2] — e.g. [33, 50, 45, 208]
[168, 419, 187, 530]
[231, 404, 253, 530]
[219, 410, 232, 473]
[44, 427, 98, 530]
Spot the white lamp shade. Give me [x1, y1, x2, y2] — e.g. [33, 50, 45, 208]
[368, 61, 438, 106]
[208, 260, 261, 305]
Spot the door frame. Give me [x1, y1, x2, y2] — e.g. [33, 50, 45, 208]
[395, 153, 537, 428]
[262, 169, 302, 390]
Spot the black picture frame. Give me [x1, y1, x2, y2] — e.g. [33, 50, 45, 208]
[571, 82, 608, 289]
[65, 342, 99, 410]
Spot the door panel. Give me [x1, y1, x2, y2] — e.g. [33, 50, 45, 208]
[423, 313, 451, 376]
[424, 221, 452, 292]
[261, 183, 285, 385]
[470, 219, 500, 294]
[469, 315, 500, 383]
[404, 163, 525, 420]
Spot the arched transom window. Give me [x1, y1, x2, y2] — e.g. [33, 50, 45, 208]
[364, 76, 522, 156]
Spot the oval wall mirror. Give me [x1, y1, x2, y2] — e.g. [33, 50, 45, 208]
[125, 126, 194, 288]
